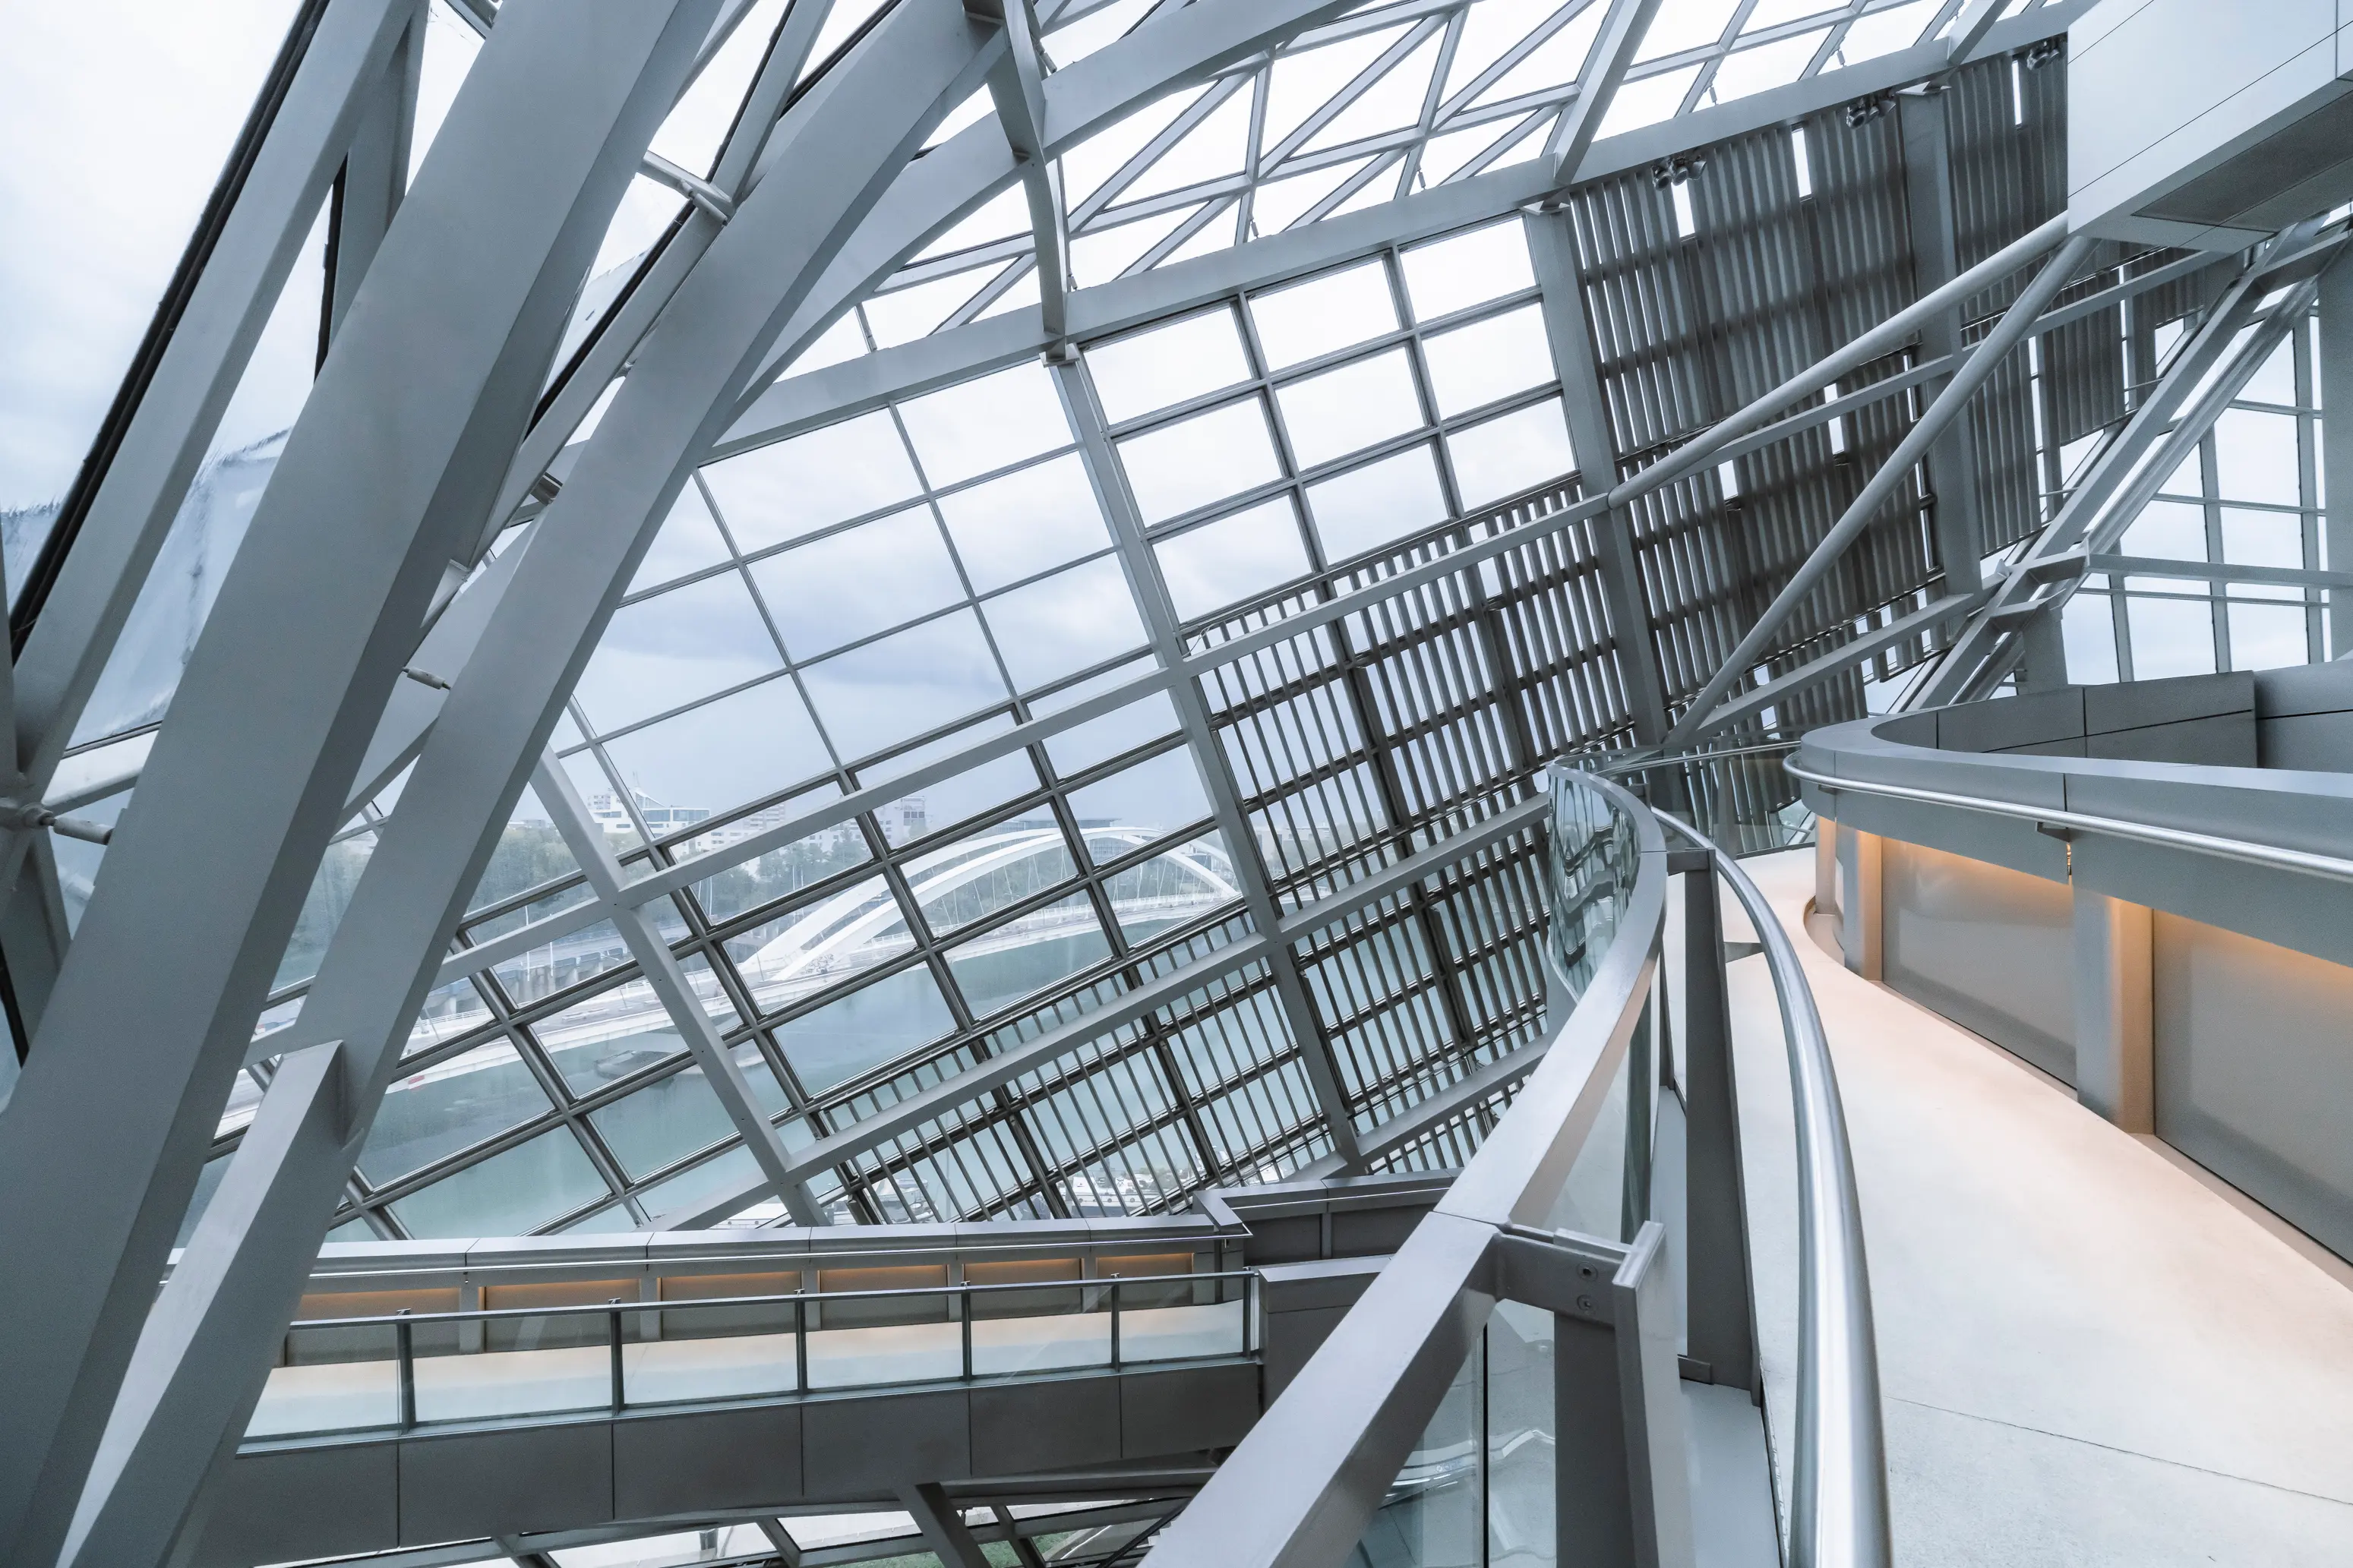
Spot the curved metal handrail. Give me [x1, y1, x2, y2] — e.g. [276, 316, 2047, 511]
[1657, 808, 1891, 1568]
[1142, 769, 1669, 1568]
[1785, 755, 2353, 887]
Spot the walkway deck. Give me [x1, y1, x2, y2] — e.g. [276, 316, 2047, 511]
[1726, 849, 2353, 1566]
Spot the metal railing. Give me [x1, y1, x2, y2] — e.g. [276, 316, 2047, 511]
[1139, 765, 1887, 1568]
[1657, 808, 1890, 1568]
[1786, 755, 2353, 887]
[247, 1270, 1255, 1442]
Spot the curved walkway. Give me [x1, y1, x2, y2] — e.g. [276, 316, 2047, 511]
[1723, 849, 2353, 1566]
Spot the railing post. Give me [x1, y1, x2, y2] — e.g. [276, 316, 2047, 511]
[1671, 846, 1760, 1399]
[961, 1286, 974, 1380]
[394, 1314, 415, 1431]
[1110, 1279, 1122, 1371]
[608, 1306, 624, 1413]
[794, 1295, 809, 1393]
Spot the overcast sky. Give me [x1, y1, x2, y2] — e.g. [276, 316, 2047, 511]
[0, 1, 308, 522]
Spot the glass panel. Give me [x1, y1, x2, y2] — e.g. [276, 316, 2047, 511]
[249, 1318, 400, 1437]
[1275, 348, 1424, 470]
[599, 677, 830, 825]
[2221, 506, 2303, 568]
[408, 976, 495, 1058]
[1596, 64, 1702, 137]
[1068, 749, 1213, 860]
[1423, 304, 1556, 418]
[1351, 1328, 1482, 1565]
[899, 363, 1072, 487]
[1486, 1301, 1557, 1568]
[623, 1298, 799, 1405]
[1401, 222, 1537, 324]
[412, 1310, 611, 1422]
[699, 411, 921, 551]
[2118, 498, 2206, 560]
[773, 964, 959, 1092]
[1085, 308, 1252, 424]
[1470, 5, 1607, 107]
[1448, 398, 1576, 507]
[1250, 260, 1399, 371]
[359, 1042, 554, 1185]
[1155, 497, 1312, 618]
[2228, 602, 2309, 670]
[945, 892, 1113, 1018]
[2061, 592, 2120, 685]
[0, 0, 305, 563]
[1831, 0, 1936, 66]
[2212, 409, 2300, 506]
[492, 919, 633, 1009]
[277, 828, 377, 991]
[538, 981, 695, 1097]
[752, 505, 966, 658]
[686, 812, 873, 924]
[908, 824, 1080, 938]
[981, 557, 1150, 690]
[390, 1126, 611, 1238]
[725, 873, 903, 1003]
[634, 1141, 766, 1220]
[806, 1296, 961, 1389]
[1116, 398, 1283, 524]
[969, 1284, 1113, 1375]
[1307, 443, 1449, 560]
[2127, 595, 2218, 678]
[589, 1065, 739, 1179]
[573, 573, 784, 735]
[861, 745, 1042, 845]
[627, 483, 734, 595]
[1638, 0, 1743, 60]
[1106, 834, 1240, 945]
[1044, 692, 1183, 776]
[1707, 27, 1830, 103]
[798, 610, 1012, 759]
[936, 453, 1111, 592]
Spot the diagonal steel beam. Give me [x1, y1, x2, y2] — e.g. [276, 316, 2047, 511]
[0, 8, 720, 1566]
[1545, 0, 1663, 186]
[1663, 233, 2097, 747]
[987, 0, 1072, 345]
[1911, 243, 2309, 705]
[532, 755, 823, 1223]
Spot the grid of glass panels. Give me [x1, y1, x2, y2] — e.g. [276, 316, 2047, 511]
[2061, 308, 2332, 683]
[133, 2, 2099, 1243]
[180, 216, 1622, 1238]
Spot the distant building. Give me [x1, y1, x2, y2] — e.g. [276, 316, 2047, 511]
[586, 789, 709, 838]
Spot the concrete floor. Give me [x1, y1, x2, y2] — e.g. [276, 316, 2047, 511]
[1723, 849, 2353, 1566]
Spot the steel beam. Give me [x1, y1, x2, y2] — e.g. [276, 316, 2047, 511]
[1526, 205, 1675, 744]
[987, 0, 1072, 345]
[2321, 254, 2353, 657]
[3, 0, 422, 879]
[1914, 251, 2301, 705]
[1897, 91, 1988, 598]
[1684, 589, 1987, 743]
[1052, 357, 1367, 1168]
[324, 2, 425, 349]
[0, 9, 719, 1567]
[1664, 234, 2096, 746]
[1544, 0, 1663, 187]
[532, 756, 823, 1223]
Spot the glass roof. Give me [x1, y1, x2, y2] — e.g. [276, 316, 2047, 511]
[8, 0, 2243, 1247]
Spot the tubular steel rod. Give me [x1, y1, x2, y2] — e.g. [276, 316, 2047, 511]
[1785, 759, 2353, 887]
[1666, 232, 2099, 747]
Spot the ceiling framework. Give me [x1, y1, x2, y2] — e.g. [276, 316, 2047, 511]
[2, 0, 2304, 1560]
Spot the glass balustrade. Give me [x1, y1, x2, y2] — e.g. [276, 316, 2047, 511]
[245, 1271, 1257, 1440]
